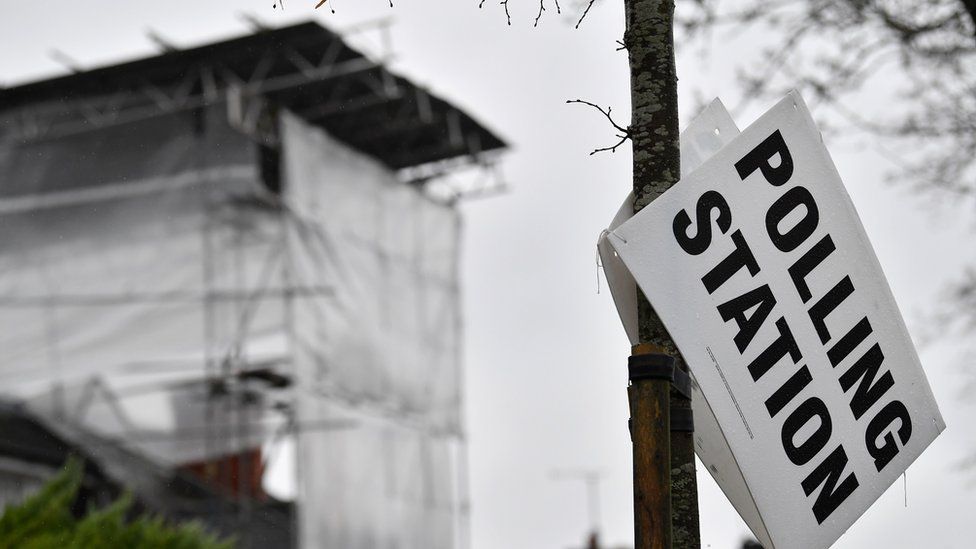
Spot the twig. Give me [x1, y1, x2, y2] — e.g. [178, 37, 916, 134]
[534, 0, 562, 27]
[567, 99, 632, 155]
[314, 0, 334, 13]
[576, 0, 596, 28]
[502, 0, 511, 25]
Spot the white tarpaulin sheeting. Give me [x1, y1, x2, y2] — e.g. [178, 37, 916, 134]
[0, 106, 288, 464]
[283, 112, 464, 549]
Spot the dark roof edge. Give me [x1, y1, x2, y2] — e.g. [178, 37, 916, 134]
[0, 21, 507, 171]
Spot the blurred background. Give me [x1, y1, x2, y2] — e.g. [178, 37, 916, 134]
[0, 1, 973, 548]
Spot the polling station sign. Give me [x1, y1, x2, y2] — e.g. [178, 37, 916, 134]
[605, 91, 945, 549]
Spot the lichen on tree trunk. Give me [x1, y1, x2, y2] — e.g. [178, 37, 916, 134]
[624, 0, 700, 547]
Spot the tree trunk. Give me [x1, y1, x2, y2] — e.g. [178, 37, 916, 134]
[624, 0, 701, 547]
[961, 0, 976, 37]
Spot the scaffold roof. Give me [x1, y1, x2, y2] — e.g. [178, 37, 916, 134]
[0, 21, 506, 171]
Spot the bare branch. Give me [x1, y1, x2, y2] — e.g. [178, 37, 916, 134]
[477, 0, 508, 25]
[312, 0, 392, 10]
[566, 99, 632, 155]
[534, 0, 562, 27]
[576, 0, 597, 29]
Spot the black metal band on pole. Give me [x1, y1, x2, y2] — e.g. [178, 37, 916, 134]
[628, 354, 695, 434]
[628, 353, 676, 381]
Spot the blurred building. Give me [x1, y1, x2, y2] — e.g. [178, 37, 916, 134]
[0, 20, 505, 548]
[0, 400, 292, 545]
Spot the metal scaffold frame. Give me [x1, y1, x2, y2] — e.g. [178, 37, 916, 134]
[0, 19, 500, 549]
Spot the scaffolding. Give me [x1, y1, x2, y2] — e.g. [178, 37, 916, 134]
[0, 20, 505, 549]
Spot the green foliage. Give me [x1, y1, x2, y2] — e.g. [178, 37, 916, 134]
[0, 458, 233, 549]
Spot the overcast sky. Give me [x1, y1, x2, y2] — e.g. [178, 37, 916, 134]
[2, 1, 974, 548]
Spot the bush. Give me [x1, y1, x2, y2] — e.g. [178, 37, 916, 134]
[0, 459, 232, 549]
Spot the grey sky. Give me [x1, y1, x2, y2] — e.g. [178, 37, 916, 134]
[2, 1, 973, 548]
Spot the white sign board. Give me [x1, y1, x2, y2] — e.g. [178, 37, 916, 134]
[604, 91, 945, 549]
